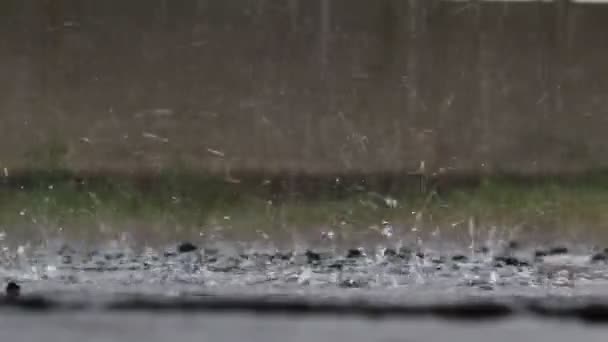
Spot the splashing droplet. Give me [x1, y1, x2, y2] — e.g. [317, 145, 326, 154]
[381, 221, 393, 238]
[321, 231, 335, 240]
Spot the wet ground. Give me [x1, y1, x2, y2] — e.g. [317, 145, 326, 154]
[3, 239, 608, 296]
[2, 239, 608, 340]
[2, 313, 608, 342]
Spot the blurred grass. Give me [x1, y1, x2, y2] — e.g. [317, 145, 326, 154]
[2, 170, 608, 243]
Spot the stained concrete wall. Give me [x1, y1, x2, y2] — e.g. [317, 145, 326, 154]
[1, 0, 607, 177]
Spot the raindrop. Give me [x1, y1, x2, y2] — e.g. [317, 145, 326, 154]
[178, 242, 198, 253]
[321, 231, 335, 240]
[384, 197, 398, 208]
[381, 221, 393, 238]
[256, 230, 269, 240]
[490, 271, 499, 284]
[298, 268, 311, 285]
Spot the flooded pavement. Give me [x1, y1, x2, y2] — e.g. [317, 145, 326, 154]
[3, 240, 608, 298]
[2, 239, 608, 340]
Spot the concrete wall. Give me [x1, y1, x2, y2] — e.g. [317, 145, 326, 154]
[1, 0, 607, 177]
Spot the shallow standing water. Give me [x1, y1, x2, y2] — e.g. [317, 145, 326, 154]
[2, 237, 608, 341]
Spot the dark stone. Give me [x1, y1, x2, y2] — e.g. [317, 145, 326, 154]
[305, 250, 321, 264]
[534, 250, 548, 259]
[5, 282, 20, 299]
[494, 256, 529, 267]
[178, 242, 198, 253]
[479, 246, 490, 254]
[591, 253, 608, 263]
[346, 249, 364, 258]
[383, 248, 397, 257]
[328, 262, 344, 270]
[163, 251, 177, 258]
[61, 255, 72, 264]
[271, 252, 292, 261]
[548, 246, 569, 255]
[415, 252, 425, 259]
[451, 255, 468, 262]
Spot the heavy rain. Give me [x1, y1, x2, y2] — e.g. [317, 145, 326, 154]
[2, 0, 608, 341]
